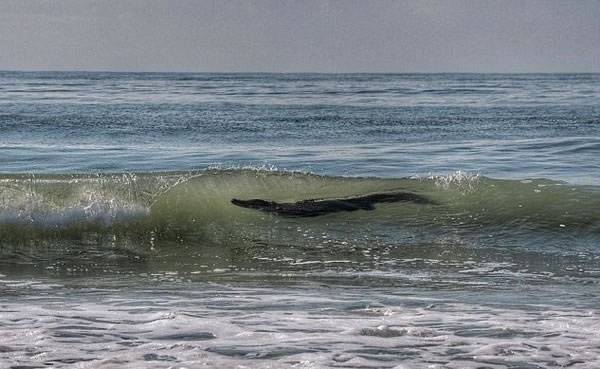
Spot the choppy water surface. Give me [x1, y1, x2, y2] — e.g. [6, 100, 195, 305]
[1, 72, 600, 368]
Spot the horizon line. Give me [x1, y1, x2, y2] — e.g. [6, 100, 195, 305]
[1, 69, 599, 75]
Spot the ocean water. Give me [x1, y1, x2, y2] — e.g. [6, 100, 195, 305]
[1, 72, 600, 368]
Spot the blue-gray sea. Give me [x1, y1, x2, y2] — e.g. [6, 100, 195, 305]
[1, 72, 600, 368]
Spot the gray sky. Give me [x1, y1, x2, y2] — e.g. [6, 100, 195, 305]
[1, 0, 599, 73]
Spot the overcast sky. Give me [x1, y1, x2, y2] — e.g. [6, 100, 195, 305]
[1, 0, 599, 73]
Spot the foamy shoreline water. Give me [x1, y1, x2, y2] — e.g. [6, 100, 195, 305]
[1, 278, 599, 369]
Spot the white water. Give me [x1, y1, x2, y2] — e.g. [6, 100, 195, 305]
[1, 278, 599, 369]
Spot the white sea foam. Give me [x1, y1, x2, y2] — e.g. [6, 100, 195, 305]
[1, 280, 599, 369]
[433, 170, 481, 191]
[0, 202, 149, 228]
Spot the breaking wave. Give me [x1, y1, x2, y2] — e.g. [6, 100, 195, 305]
[0, 169, 598, 241]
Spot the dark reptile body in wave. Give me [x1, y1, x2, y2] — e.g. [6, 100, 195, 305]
[231, 192, 434, 217]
